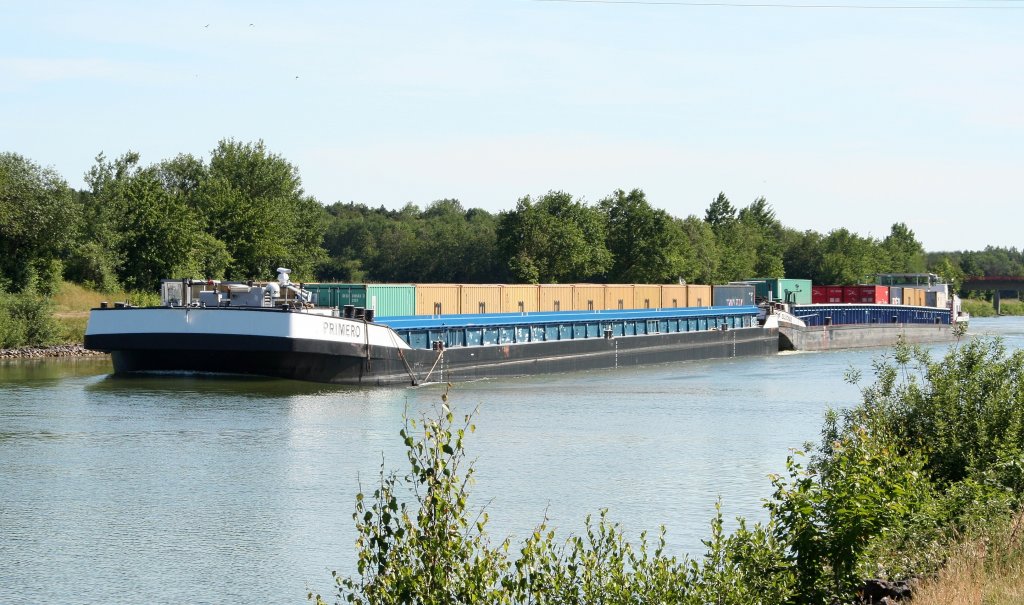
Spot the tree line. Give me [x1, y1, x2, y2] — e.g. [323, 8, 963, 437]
[2, 140, 1021, 298]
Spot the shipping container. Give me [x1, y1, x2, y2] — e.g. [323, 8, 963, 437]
[539, 285, 573, 312]
[570, 284, 604, 311]
[415, 284, 461, 316]
[825, 286, 845, 304]
[926, 291, 948, 309]
[501, 285, 540, 314]
[686, 284, 712, 307]
[460, 285, 502, 314]
[903, 287, 923, 306]
[633, 285, 662, 309]
[661, 285, 688, 309]
[812, 286, 829, 304]
[843, 285, 889, 305]
[305, 283, 367, 309]
[604, 285, 634, 311]
[712, 284, 756, 307]
[366, 284, 416, 317]
[888, 286, 903, 305]
[753, 278, 812, 304]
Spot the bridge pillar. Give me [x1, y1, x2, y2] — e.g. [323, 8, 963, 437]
[994, 290, 1002, 315]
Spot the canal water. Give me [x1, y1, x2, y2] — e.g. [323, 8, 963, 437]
[2, 317, 1021, 604]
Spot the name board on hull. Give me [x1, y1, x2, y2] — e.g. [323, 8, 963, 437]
[323, 320, 363, 341]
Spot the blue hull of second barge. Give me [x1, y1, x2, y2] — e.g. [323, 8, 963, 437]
[779, 304, 957, 352]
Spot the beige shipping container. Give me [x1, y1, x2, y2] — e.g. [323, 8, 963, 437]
[661, 285, 688, 309]
[461, 285, 502, 314]
[926, 291, 948, 309]
[686, 284, 712, 307]
[415, 284, 461, 316]
[633, 285, 662, 309]
[572, 284, 605, 311]
[539, 285, 573, 312]
[501, 285, 540, 313]
[605, 285, 634, 310]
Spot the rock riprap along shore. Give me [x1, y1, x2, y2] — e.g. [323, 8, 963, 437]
[0, 344, 108, 359]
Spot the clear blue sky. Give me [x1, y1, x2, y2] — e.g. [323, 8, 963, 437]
[2, 0, 1021, 252]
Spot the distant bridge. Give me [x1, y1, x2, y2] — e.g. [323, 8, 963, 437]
[962, 276, 1024, 313]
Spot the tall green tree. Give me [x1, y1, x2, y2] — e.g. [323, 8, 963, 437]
[816, 228, 884, 285]
[781, 228, 824, 282]
[929, 255, 965, 292]
[84, 152, 209, 290]
[0, 152, 79, 293]
[496, 191, 611, 283]
[679, 215, 720, 284]
[704, 192, 736, 231]
[880, 222, 926, 273]
[600, 188, 691, 283]
[198, 139, 327, 281]
[739, 197, 785, 278]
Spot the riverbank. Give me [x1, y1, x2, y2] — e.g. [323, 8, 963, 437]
[0, 344, 107, 359]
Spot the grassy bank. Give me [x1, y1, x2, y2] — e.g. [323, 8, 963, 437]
[913, 513, 1024, 605]
[1, 281, 158, 348]
[962, 298, 1024, 317]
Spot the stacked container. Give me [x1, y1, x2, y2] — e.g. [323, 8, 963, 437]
[843, 285, 889, 305]
[304, 283, 418, 317]
[686, 285, 712, 307]
[712, 284, 756, 307]
[539, 285, 572, 312]
[415, 284, 461, 316]
[460, 285, 502, 314]
[604, 285, 634, 311]
[812, 286, 845, 304]
[571, 284, 604, 312]
[633, 285, 662, 309]
[926, 291, 949, 309]
[661, 285, 688, 308]
[751, 278, 813, 304]
[501, 285, 540, 314]
[903, 287, 924, 306]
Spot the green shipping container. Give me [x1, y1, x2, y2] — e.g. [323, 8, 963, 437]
[366, 284, 416, 317]
[305, 283, 416, 317]
[304, 284, 367, 309]
[749, 278, 812, 305]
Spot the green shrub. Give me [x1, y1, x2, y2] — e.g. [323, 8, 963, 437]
[321, 336, 1024, 605]
[0, 290, 59, 348]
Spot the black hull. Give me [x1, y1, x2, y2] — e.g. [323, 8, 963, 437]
[90, 328, 779, 386]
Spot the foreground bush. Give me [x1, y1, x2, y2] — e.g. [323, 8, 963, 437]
[318, 337, 1024, 605]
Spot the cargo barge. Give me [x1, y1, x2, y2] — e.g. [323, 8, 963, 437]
[763, 274, 967, 352]
[84, 270, 779, 386]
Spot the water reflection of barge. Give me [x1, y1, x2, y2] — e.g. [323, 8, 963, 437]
[84, 270, 779, 386]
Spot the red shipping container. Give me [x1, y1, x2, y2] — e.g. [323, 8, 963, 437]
[825, 286, 844, 303]
[844, 285, 889, 304]
[811, 286, 829, 304]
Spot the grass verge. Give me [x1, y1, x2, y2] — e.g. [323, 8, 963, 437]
[913, 513, 1024, 605]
